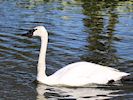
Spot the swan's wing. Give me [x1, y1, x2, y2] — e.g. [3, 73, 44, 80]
[50, 62, 129, 86]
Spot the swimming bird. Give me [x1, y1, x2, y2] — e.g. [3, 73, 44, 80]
[22, 26, 130, 87]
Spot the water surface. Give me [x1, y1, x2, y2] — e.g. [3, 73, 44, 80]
[0, 0, 133, 99]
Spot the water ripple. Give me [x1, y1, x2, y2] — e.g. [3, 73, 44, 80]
[0, 0, 132, 100]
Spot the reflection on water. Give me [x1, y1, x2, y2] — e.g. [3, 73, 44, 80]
[36, 83, 121, 100]
[82, 0, 120, 66]
[0, 0, 133, 99]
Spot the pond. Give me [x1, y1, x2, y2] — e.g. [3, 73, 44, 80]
[0, 0, 133, 99]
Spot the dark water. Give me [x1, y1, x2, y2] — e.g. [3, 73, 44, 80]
[0, 0, 133, 99]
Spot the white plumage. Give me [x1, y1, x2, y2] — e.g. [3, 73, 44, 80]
[24, 26, 130, 87]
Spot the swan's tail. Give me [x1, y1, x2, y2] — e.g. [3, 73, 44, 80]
[121, 73, 133, 83]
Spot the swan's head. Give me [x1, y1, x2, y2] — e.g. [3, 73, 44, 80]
[22, 26, 48, 38]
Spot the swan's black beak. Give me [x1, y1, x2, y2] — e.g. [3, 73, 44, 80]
[22, 29, 36, 38]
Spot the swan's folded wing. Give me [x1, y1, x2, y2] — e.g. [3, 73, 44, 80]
[50, 62, 129, 86]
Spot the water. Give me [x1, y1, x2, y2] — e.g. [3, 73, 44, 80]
[0, 0, 133, 99]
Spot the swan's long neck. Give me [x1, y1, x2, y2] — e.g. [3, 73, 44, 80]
[37, 34, 48, 81]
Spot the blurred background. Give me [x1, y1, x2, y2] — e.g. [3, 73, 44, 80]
[0, 0, 132, 99]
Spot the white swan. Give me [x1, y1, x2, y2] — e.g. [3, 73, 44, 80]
[23, 26, 130, 87]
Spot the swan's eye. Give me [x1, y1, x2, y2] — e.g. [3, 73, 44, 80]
[34, 29, 37, 31]
[30, 29, 37, 33]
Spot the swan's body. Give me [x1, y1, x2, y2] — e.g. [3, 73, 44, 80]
[40, 62, 129, 86]
[23, 26, 130, 87]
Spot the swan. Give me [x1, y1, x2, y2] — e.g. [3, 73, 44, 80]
[22, 26, 130, 87]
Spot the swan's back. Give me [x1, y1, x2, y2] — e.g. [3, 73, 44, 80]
[49, 62, 129, 86]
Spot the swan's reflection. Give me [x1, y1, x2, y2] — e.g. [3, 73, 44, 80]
[36, 83, 122, 100]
